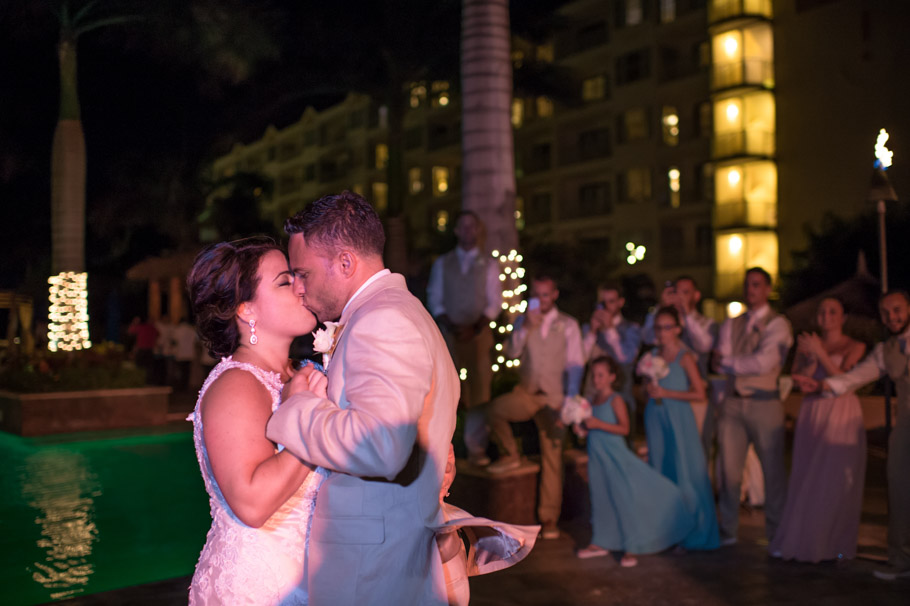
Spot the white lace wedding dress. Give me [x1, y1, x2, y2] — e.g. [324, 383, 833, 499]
[188, 357, 327, 605]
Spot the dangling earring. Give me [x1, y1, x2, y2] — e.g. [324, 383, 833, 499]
[249, 319, 258, 345]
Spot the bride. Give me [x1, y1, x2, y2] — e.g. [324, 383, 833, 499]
[186, 238, 328, 605]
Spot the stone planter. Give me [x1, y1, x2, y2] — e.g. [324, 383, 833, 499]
[0, 386, 172, 437]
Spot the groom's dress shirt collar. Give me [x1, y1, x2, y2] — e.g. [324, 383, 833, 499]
[342, 269, 392, 318]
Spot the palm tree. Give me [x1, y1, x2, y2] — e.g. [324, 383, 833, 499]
[51, 1, 137, 275]
[47, 1, 137, 350]
[460, 0, 518, 255]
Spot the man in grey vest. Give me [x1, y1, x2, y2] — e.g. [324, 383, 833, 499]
[427, 211, 502, 463]
[714, 267, 793, 545]
[798, 290, 910, 580]
[483, 275, 584, 540]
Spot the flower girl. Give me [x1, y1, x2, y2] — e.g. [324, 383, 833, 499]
[576, 356, 694, 567]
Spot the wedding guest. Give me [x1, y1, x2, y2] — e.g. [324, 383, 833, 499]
[713, 267, 793, 545]
[642, 277, 716, 454]
[171, 316, 198, 391]
[483, 275, 585, 540]
[427, 211, 502, 465]
[186, 238, 327, 604]
[583, 282, 642, 435]
[642, 306, 720, 550]
[128, 316, 158, 378]
[770, 297, 866, 562]
[800, 290, 910, 580]
[576, 356, 694, 567]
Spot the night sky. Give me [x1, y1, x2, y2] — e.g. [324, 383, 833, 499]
[0, 0, 473, 326]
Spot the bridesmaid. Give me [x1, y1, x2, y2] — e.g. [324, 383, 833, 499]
[643, 306, 720, 551]
[772, 297, 867, 562]
[577, 356, 694, 567]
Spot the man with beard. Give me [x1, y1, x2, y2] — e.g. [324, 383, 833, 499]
[797, 290, 910, 580]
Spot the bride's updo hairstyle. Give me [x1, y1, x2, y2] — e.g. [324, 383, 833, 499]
[187, 237, 282, 358]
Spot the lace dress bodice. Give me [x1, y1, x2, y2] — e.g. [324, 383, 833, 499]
[188, 357, 327, 605]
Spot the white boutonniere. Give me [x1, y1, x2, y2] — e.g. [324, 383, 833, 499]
[312, 321, 342, 367]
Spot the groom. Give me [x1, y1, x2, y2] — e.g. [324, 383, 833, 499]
[267, 192, 463, 605]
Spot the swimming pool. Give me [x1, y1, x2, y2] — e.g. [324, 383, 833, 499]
[0, 427, 210, 605]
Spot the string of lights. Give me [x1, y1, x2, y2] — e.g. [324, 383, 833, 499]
[47, 272, 91, 352]
[489, 248, 525, 373]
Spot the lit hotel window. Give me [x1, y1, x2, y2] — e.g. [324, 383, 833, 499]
[372, 182, 388, 212]
[582, 75, 606, 102]
[432, 81, 450, 108]
[409, 83, 426, 109]
[660, 0, 676, 23]
[625, 0, 643, 25]
[409, 167, 423, 193]
[537, 97, 554, 118]
[433, 167, 449, 196]
[662, 106, 679, 146]
[436, 210, 449, 232]
[375, 144, 388, 170]
[668, 167, 681, 208]
[511, 98, 524, 127]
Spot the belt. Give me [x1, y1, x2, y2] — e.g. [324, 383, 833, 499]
[733, 389, 778, 401]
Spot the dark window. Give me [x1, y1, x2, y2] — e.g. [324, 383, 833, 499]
[527, 192, 552, 224]
[695, 223, 713, 264]
[577, 182, 612, 217]
[615, 49, 651, 85]
[304, 130, 316, 146]
[405, 126, 423, 150]
[304, 163, 316, 182]
[578, 128, 612, 160]
[526, 143, 552, 173]
[577, 21, 608, 53]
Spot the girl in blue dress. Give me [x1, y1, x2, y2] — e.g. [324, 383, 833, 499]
[643, 306, 720, 551]
[577, 356, 694, 566]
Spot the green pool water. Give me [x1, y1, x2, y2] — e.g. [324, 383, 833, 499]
[0, 427, 211, 605]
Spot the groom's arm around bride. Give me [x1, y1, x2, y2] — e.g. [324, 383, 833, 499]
[267, 192, 462, 605]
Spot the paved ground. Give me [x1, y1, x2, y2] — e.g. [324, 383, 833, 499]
[49, 442, 907, 606]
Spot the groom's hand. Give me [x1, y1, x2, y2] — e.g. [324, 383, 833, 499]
[440, 444, 456, 503]
[282, 366, 325, 400]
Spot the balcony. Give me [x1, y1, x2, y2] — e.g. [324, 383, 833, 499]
[708, 0, 772, 24]
[712, 129, 774, 158]
[714, 199, 776, 230]
[712, 59, 774, 91]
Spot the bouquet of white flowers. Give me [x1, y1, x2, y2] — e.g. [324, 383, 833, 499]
[636, 351, 670, 404]
[560, 394, 592, 437]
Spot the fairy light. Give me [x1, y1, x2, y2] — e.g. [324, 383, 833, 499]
[47, 272, 91, 352]
[489, 248, 525, 373]
[459, 368, 468, 381]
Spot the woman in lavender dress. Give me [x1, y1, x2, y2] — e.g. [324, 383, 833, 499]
[772, 297, 867, 562]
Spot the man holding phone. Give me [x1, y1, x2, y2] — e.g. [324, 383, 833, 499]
[481, 275, 584, 540]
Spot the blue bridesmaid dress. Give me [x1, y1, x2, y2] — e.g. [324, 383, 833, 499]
[644, 348, 720, 550]
[587, 394, 694, 554]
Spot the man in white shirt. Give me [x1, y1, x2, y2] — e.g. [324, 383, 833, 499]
[427, 212, 502, 460]
[798, 290, 910, 580]
[713, 267, 793, 545]
[641, 276, 716, 452]
[482, 276, 585, 540]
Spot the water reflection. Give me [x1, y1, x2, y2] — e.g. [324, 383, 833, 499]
[20, 450, 100, 600]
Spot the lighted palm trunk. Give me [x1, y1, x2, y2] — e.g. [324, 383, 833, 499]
[48, 35, 91, 351]
[460, 0, 517, 255]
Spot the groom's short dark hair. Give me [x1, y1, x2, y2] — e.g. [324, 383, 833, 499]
[285, 191, 385, 257]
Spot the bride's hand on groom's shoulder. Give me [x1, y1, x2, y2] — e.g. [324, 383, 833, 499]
[282, 365, 328, 400]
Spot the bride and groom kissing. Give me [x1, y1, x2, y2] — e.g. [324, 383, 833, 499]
[186, 191, 537, 605]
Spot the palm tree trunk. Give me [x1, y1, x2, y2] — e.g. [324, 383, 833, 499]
[51, 36, 86, 274]
[460, 0, 518, 255]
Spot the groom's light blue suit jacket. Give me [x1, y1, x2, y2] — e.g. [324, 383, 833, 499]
[267, 272, 462, 605]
